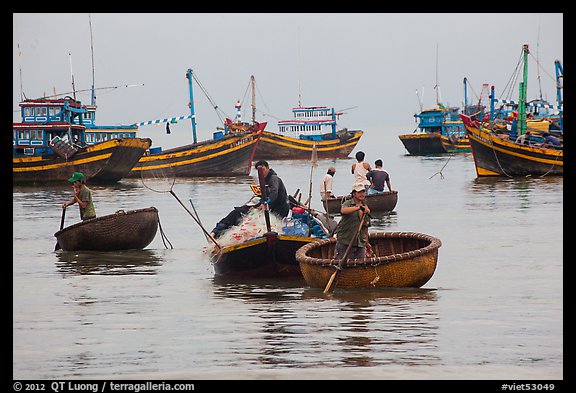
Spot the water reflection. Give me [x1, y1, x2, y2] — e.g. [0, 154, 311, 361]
[467, 176, 563, 211]
[55, 249, 163, 276]
[210, 277, 440, 367]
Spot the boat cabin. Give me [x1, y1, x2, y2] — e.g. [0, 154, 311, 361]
[415, 106, 465, 139]
[277, 106, 340, 141]
[13, 97, 87, 157]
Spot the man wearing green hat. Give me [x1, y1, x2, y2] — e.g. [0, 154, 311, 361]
[62, 172, 96, 220]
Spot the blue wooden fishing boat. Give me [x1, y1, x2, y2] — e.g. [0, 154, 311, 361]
[13, 97, 151, 184]
[399, 105, 469, 155]
[254, 105, 363, 160]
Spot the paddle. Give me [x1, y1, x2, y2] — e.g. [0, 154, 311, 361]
[257, 165, 272, 233]
[323, 211, 367, 294]
[54, 206, 66, 251]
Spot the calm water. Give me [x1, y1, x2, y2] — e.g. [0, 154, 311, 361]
[12, 128, 563, 380]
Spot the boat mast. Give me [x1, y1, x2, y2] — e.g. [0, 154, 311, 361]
[251, 75, 256, 124]
[554, 60, 563, 130]
[463, 78, 468, 115]
[69, 53, 77, 100]
[89, 14, 96, 107]
[186, 68, 198, 144]
[517, 44, 529, 136]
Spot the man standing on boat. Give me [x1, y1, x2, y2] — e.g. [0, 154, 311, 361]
[334, 184, 371, 260]
[62, 172, 96, 221]
[366, 159, 394, 195]
[351, 151, 371, 190]
[320, 166, 336, 201]
[209, 160, 289, 239]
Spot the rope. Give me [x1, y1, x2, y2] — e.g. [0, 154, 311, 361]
[157, 213, 173, 249]
[429, 156, 452, 179]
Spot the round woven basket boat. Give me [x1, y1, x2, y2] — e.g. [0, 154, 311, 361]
[296, 231, 441, 289]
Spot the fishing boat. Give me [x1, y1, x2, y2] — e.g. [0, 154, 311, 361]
[13, 97, 151, 184]
[296, 231, 442, 289]
[399, 105, 469, 155]
[462, 45, 563, 177]
[54, 207, 159, 251]
[322, 191, 398, 215]
[127, 70, 263, 178]
[207, 170, 331, 278]
[254, 106, 363, 160]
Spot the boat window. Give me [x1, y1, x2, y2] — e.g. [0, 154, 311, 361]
[36, 107, 47, 117]
[24, 107, 34, 117]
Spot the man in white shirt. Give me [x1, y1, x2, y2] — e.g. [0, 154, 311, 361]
[320, 166, 336, 201]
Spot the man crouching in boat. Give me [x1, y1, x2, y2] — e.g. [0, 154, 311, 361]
[209, 160, 289, 239]
[62, 172, 96, 221]
[334, 184, 371, 260]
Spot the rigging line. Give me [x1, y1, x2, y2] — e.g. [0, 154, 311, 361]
[191, 72, 229, 122]
[528, 52, 556, 82]
[500, 49, 524, 102]
[254, 80, 278, 119]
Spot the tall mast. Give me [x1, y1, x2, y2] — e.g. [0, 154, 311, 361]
[251, 75, 256, 124]
[69, 53, 77, 100]
[89, 13, 96, 107]
[186, 68, 198, 144]
[517, 44, 529, 136]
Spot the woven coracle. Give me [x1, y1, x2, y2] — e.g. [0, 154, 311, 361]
[55, 207, 159, 251]
[295, 231, 441, 288]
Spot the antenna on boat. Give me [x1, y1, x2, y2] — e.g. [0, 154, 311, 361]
[416, 88, 424, 112]
[88, 13, 96, 107]
[17, 43, 24, 101]
[297, 26, 302, 107]
[68, 53, 77, 100]
[434, 43, 442, 107]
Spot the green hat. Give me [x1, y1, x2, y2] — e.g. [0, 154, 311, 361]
[68, 172, 84, 182]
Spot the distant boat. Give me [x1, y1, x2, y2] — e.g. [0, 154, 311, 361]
[127, 70, 263, 178]
[254, 106, 363, 160]
[462, 45, 563, 177]
[399, 105, 469, 155]
[322, 191, 398, 215]
[13, 97, 151, 184]
[54, 207, 159, 251]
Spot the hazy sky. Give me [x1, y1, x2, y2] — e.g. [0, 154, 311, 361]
[13, 13, 563, 149]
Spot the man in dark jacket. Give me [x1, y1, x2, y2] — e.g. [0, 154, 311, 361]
[209, 160, 289, 239]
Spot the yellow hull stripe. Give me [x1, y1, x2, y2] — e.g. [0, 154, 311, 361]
[132, 138, 258, 172]
[468, 127, 563, 166]
[220, 235, 317, 253]
[260, 136, 361, 152]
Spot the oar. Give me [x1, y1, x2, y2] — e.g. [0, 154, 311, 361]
[323, 212, 367, 294]
[257, 166, 272, 233]
[54, 206, 66, 251]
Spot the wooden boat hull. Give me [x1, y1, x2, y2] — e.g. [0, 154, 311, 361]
[254, 130, 362, 160]
[398, 132, 447, 155]
[128, 130, 261, 177]
[296, 232, 441, 289]
[323, 191, 398, 215]
[463, 120, 563, 177]
[211, 233, 318, 278]
[54, 207, 159, 251]
[440, 135, 471, 152]
[13, 138, 152, 184]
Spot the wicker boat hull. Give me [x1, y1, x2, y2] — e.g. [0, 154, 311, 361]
[54, 207, 159, 251]
[323, 191, 398, 214]
[296, 232, 441, 289]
